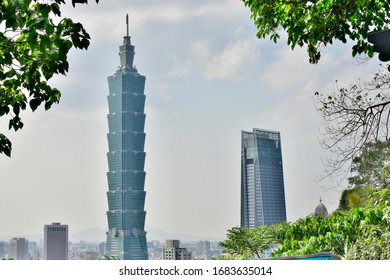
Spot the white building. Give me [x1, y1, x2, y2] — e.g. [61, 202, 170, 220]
[162, 240, 192, 260]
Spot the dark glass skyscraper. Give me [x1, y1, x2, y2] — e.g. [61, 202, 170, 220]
[105, 15, 148, 260]
[241, 128, 286, 228]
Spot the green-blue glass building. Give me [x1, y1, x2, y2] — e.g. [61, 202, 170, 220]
[105, 18, 148, 260]
[241, 128, 286, 228]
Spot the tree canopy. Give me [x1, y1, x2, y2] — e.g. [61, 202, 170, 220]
[218, 225, 277, 259]
[0, 0, 98, 157]
[347, 140, 390, 189]
[220, 187, 390, 260]
[241, 0, 390, 64]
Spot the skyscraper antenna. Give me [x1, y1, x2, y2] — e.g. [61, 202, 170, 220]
[126, 14, 129, 36]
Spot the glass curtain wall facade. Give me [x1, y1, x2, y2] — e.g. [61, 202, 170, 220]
[241, 128, 286, 228]
[105, 18, 148, 260]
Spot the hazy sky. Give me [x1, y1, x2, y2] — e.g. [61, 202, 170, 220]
[0, 0, 382, 240]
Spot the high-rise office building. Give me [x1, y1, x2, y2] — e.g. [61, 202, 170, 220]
[10, 237, 29, 260]
[98, 242, 106, 257]
[28, 241, 40, 260]
[44, 222, 68, 260]
[105, 15, 148, 260]
[196, 241, 211, 259]
[0, 242, 5, 259]
[241, 128, 286, 228]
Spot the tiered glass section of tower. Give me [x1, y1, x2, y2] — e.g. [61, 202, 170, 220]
[105, 21, 148, 260]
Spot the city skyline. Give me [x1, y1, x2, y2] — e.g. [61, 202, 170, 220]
[0, 0, 382, 240]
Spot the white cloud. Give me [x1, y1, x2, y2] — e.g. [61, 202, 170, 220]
[155, 81, 177, 102]
[205, 37, 261, 80]
[166, 60, 193, 78]
[260, 46, 317, 92]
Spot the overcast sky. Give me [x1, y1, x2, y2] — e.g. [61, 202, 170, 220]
[0, 0, 382, 241]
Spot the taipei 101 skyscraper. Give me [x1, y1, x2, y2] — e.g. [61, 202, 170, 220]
[105, 14, 148, 260]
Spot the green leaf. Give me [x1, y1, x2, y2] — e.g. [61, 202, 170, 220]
[51, 3, 61, 16]
[0, 0, 97, 156]
[29, 98, 42, 112]
[242, 0, 389, 62]
[0, 134, 12, 157]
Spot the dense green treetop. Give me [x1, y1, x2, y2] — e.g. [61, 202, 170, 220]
[220, 187, 390, 260]
[348, 140, 390, 189]
[338, 186, 372, 211]
[242, 0, 390, 64]
[218, 225, 278, 259]
[0, 0, 98, 157]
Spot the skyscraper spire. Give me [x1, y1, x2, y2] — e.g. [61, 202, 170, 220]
[126, 13, 129, 37]
[119, 13, 135, 68]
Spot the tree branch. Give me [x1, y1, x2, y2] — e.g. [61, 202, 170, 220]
[314, 65, 390, 185]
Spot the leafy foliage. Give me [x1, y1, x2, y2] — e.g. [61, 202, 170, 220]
[0, 0, 99, 157]
[241, 0, 390, 64]
[219, 226, 277, 259]
[274, 187, 390, 259]
[382, 162, 390, 186]
[338, 186, 372, 211]
[220, 187, 390, 260]
[347, 141, 390, 189]
[71, 0, 99, 7]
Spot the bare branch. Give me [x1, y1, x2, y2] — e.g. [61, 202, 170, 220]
[314, 64, 390, 185]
